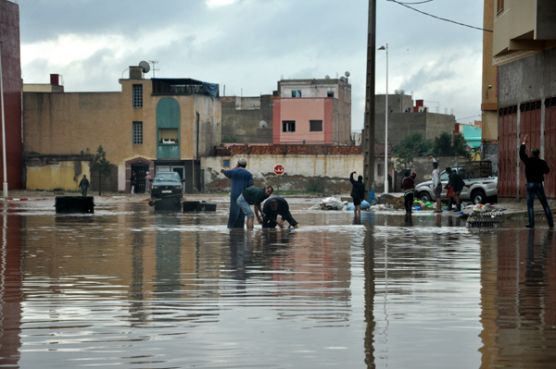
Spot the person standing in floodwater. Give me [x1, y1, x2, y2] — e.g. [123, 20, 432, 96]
[146, 171, 152, 193]
[401, 170, 416, 215]
[79, 175, 90, 197]
[222, 159, 253, 228]
[520, 135, 554, 229]
[432, 160, 442, 212]
[349, 171, 366, 222]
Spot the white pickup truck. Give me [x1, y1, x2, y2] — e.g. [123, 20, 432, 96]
[415, 166, 498, 204]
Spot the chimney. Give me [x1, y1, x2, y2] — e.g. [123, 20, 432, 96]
[129, 66, 143, 80]
[50, 74, 61, 86]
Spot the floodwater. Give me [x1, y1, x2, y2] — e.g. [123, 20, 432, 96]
[0, 198, 555, 369]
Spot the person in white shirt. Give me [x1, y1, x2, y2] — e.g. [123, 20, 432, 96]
[432, 160, 442, 213]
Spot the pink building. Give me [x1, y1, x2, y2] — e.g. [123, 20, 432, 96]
[272, 77, 351, 145]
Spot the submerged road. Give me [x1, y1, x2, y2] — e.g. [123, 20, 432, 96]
[0, 196, 554, 369]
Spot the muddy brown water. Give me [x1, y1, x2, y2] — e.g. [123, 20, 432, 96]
[0, 199, 554, 368]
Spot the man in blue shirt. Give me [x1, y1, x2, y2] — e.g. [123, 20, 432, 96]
[222, 159, 253, 228]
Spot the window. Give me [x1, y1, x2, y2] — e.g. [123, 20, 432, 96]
[309, 120, 323, 132]
[497, 0, 504, 13]
[327, 90, 334, 98]
[291, 90, 302, 98]
[132, 84, 143, 108]
[132, 121, 143, 144]
[159, 128, 178, 144]
[282, 120, 296, 132]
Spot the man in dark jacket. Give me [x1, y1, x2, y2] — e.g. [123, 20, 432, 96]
[349, 171, 366, 221]
[79, 175, 90, 197]
[401, 170, 416, 215]
[446, 167, 465, 211]
[519, 135, 553, 228]
[261, 197, 298, 229]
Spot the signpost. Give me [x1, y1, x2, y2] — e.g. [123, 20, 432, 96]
[273, 164, 285, 176]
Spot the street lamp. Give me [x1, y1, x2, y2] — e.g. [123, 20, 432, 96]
[378, 43, 388, 193]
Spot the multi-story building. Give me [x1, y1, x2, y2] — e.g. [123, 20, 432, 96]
[0, 0, 23, 190]
[486, 0, 556, 198]
[375, 94, 457, 148]
[481, 0, 498, 170]
[272, 77, 352, 145]
[23, 66, 221, 193]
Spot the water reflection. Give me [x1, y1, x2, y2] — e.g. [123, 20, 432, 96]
[480, 228, 556, 369]
[0, 204, 22, 368]
[0, 201, 555, 368]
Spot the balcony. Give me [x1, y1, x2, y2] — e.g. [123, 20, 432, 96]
[157, 144, 179, 160]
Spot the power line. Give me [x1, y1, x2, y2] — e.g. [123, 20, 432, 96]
[387, 0, 493, 33]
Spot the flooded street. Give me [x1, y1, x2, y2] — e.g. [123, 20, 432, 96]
[0, 198, 555, 368]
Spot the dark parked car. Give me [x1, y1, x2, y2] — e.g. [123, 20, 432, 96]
[150, 171, 183, 209]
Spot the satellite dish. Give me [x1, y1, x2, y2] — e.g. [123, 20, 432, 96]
[139, 60, 150, 73]
[259, 120, 268, 129]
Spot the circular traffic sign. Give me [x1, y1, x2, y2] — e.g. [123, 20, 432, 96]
[273, 164, 285, 176]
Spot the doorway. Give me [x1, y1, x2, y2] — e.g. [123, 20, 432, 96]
[132, 164, 149, 193]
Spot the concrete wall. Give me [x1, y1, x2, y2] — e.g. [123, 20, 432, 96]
[203, 153, 363, 195]
[221, 95, 272, 143]
[204, 145, 363, 194]
[498, 48, 556, 106]
[26, 159, 90, 191]
[375, 94, 414, 115]
[537, 0, 556, 39]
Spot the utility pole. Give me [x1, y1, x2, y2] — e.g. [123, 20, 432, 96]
[0, 43, 8, 198]
[363, 0, 376, 191]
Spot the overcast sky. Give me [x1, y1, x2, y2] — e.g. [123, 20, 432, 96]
[18, 0, 485, 131]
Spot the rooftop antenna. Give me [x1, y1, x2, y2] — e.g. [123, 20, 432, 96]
[148, 60, 159, 77]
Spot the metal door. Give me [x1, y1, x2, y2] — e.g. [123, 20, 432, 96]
[545, 98, 556, 198]
[498, 106, 517, 198]
[519, 101, 542, 198]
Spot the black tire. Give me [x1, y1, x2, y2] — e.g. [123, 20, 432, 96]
[470, 189, 487, 204]
[418, 191, 432, 202]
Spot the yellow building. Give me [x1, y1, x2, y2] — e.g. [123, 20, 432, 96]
[23, 66, 221, 192]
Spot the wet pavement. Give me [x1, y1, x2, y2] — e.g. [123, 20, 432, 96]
[0, 195, 555, 368]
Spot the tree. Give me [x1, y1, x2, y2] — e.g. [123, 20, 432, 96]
[392, 133, 432, 168]
[432, 132, 453, 156]
[90, 145, 112, 196]
[432, 132, 471, 159]
[452, 133, 470, 159]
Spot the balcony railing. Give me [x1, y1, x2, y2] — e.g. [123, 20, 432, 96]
[157, 144, 179, 160]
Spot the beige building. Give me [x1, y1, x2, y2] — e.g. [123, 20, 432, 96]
[23, 66, 221, 193]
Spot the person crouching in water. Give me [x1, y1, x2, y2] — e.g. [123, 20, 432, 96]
[261, 197, 298, 229]
[349, 171, 366, 222]
[401, 170, 416, 215]
[236, 185, 274, 229]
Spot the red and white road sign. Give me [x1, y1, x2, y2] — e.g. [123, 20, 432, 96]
[273, 164, 285, 175]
